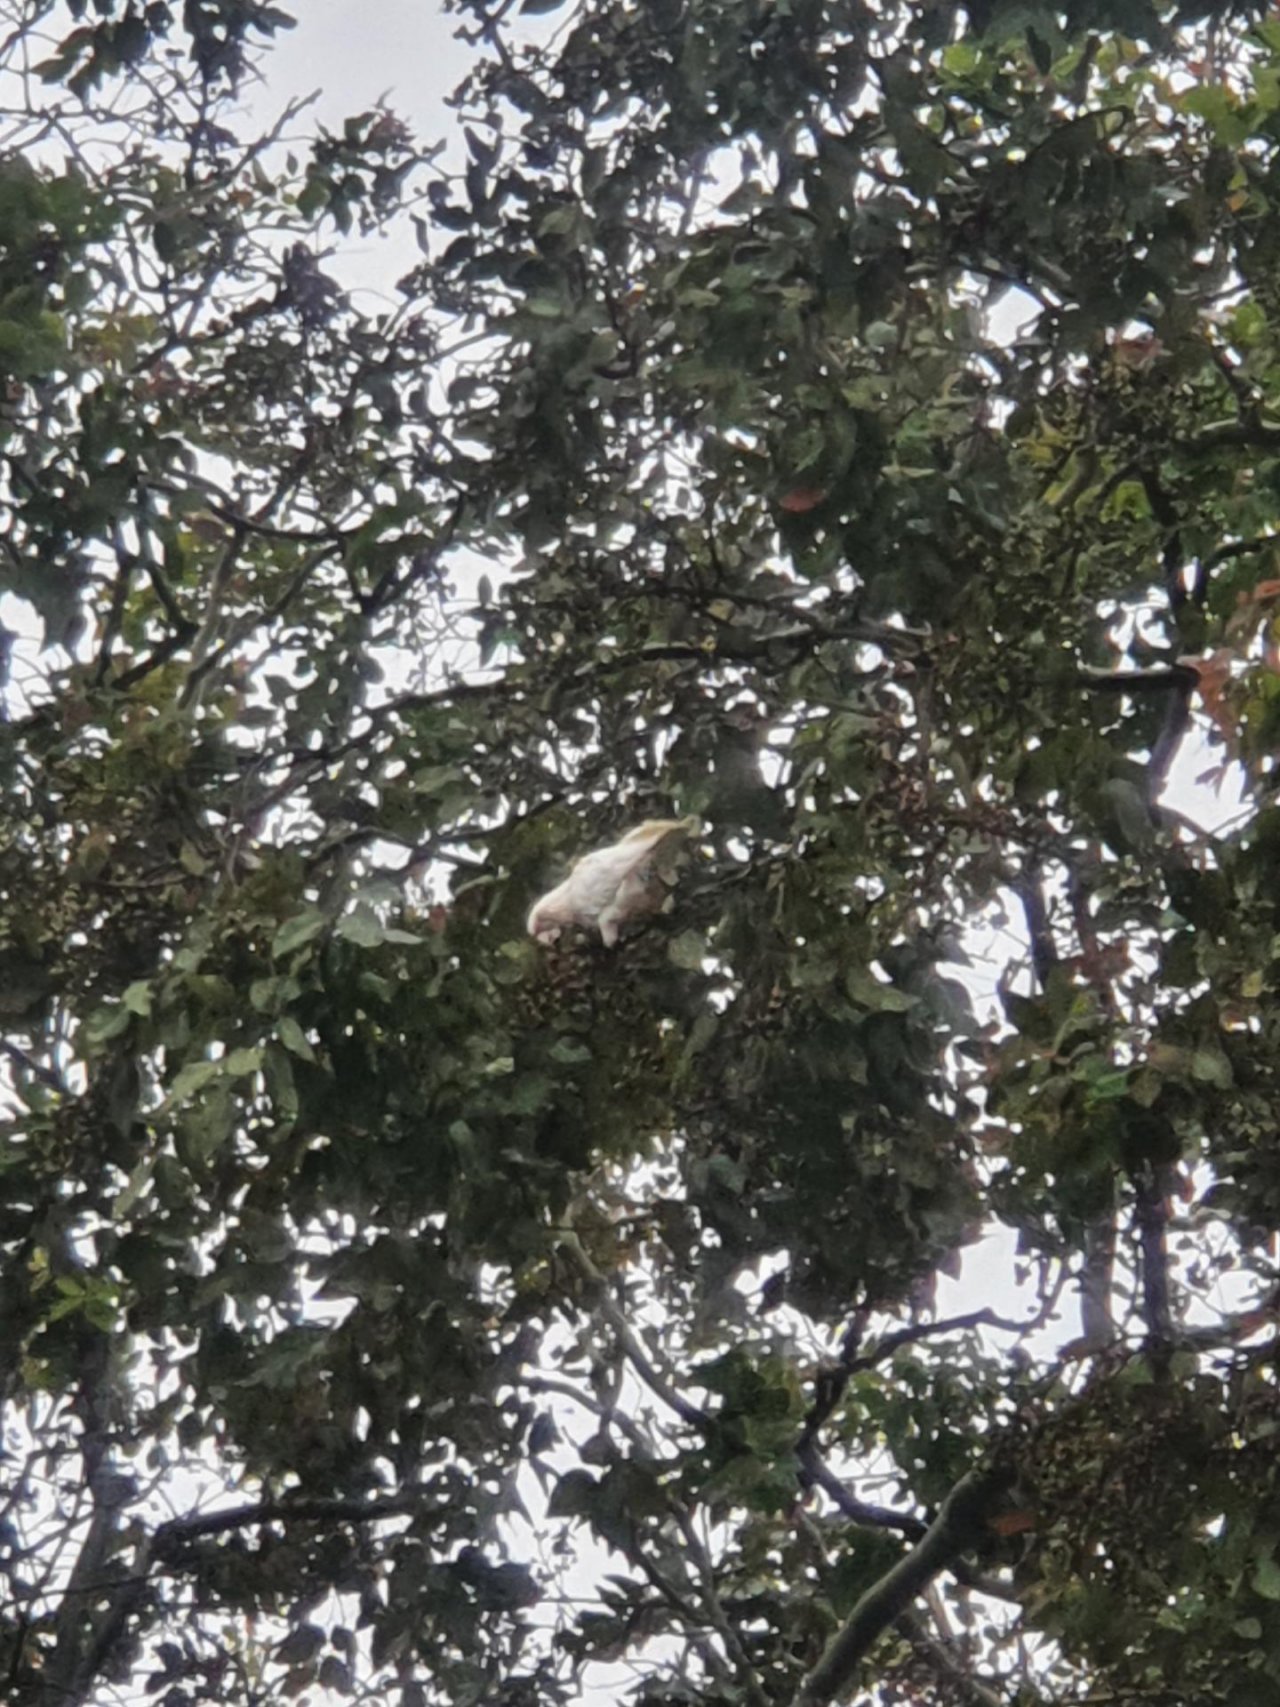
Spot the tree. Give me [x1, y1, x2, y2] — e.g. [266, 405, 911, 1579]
[3, 0, 1280, 1700]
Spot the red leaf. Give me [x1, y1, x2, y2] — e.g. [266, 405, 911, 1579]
[989, 1508, 1036, 1536]
[778, 486, 828, 514]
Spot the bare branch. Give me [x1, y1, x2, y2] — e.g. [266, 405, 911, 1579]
[672, 1504, 769, 1707]
[0, 1037, 66, 1094]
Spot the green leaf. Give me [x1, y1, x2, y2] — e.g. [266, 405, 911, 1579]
[272, 910, 328, 958]
[549, 1038, 592, 1066]
[845, 968, 917, 1012]
[1190, 1049, 1233, 1089]
[334, 903, 420, 948]
[667, 929, 707, 970]
[4, 0, 1280, 1692]
[275, 1623, 325, 1666]
[83, 1003, 131, 1046]
[276, 1016, 316, 1061]
[165, 1059, 220, 1106]
[179, 1085, 234, 1166]
[318, 1656, 353, 1695]
[111, 1156, 154, 1221]
[1179, 84, 1253, 147]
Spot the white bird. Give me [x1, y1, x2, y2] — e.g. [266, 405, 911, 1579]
[527, 817, 699, 947]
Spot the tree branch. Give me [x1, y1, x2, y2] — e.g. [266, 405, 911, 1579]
[798, 1308, 1023, 1486]
[1188, 417, 1280, 454]
[1203, 530, 1280, 573]
[1076, 664, 1199, 693]
[795, 1464, 1015, 1707]
[92, 533, 136, 685]
[43, 1486, 451, 1701]
[626, 1534, 736, 1691]
[1079, 1212, 1118, 1353]
[897, 1607, 1009, 1707]
[1015, 866, 1058, 990]
[1133, 1164, 1174, 1355]
[43, 1334, 133, 1701]
[152, 1486, 446, 1558]
[0, 1037, 66, 1094]
[672, 1504, 769, 1707]
[559, 1235, 710, 1430]
[799, 1448, 928, 1538]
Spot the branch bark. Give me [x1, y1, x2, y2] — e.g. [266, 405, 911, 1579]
[559, 1234, 710, 1430]
[794, 1464, 1015, 1707]
[1134, 1164, 1174, 1354]
[40, 1334, 132, 1705]
[897, 1607, 1008, 1707]
[32, 1487, 450, 1705]
[799, 1448, 928, 1539]
[1079, 1212, 1117, 1352]
[1076, 663, 1199, 693]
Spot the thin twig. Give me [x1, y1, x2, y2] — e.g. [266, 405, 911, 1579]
[558, 1235, 709, 1430]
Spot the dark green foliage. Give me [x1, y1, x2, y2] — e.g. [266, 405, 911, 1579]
[4, 1, 1280, 1703]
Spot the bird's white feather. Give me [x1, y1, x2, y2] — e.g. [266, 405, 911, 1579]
[527, 819, 697, 945]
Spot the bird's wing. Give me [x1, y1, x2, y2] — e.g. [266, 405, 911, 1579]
[562, 841, 644, 920]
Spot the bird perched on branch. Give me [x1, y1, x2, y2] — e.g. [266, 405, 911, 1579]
[527, 817, 699, 947]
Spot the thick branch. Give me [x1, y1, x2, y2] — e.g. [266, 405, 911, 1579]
[1203, 530, 1280, 572]
[152, 1487, 447, 1558]
[1076, 664, 1199, 693]
[1079, 1213, 1117, 1352]
[38, 1488, 449, 1704]
[109, 627, 192, 691]
[92, 542, 135, 686]
[42, 1335, 131, 1703]
[1136, 465, 1184, 609]
[1015, 868, 1057, 991]
[799, 1448, 928, 1539]
[794, 1464, 1015, 1707]
[800, 1447, 1018, 1603]
[1133, 1165, 1174, 1354]
[1189, 417, 1280, 454]
[1148, 683, 1193, 794]
[852, 1308, 1022, 1369]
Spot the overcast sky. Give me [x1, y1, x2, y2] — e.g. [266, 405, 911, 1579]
[258, 0, 474, 136]
[231, 0, 476, 311]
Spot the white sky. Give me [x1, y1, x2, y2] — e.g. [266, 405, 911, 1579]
[257, 0, 473, 134]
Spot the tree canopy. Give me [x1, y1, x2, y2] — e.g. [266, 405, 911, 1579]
[3, 0, 1280, 1702]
